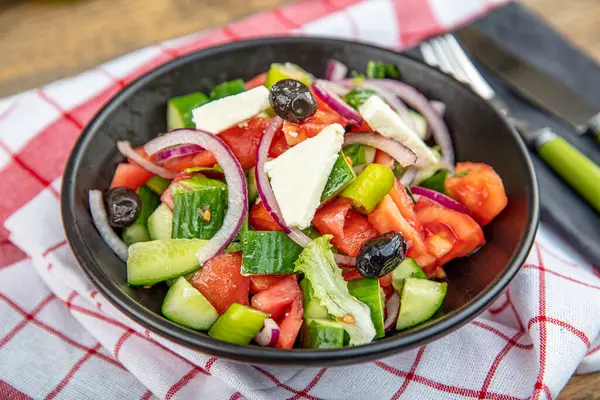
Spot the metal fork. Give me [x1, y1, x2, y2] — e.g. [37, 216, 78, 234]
[419, 34, 600, 216]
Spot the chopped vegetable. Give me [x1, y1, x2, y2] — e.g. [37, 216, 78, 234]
[122, 186, 159, 245]
[110, 163, 153, 191]
[340, 164, 395, 214]
[391, 258, 426, 293]
[302, 319, 345, 349]
[343, 88, 377, 110]
[247, 167, 259, 204]
[276, 296, 303, 349]
[300, 278, 329, 320]
[419, 170, 451, 194]
[145, 176, 171, 196]
[167, 92, 210, 130]
[344, 144, 375, 167]
[241, 231, 303, 275]
[249, 275, 289, 294]
[147, 203, 173, 240]
[293, 236, 376, 346]
[249, 201, 282, 232]
[265, 63, 314, 89]
[366, 61, 400, 79]
[347, 278, 385, 338]
[162, 277, 219, 330]
[396, 278, 446, 330]
[210, 79, 246, 100]
[321, 152, 356, 202]
[251, 275, 302, 320]
[208, 303, 268, 344]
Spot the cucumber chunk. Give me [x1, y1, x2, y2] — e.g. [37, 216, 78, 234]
[396, 278, 447, 330]
[247, 167, 258, 204]
[265, 63, 313, 89]
[122, 224, 149, 246]
[321, 152, 356, 202]
[208, 303, 268, 345]
[300, 278, 329, 320]
[147, 203, 173, 240]
[241, 231, 303, 275]
[344, 144, 375, 167]
[210, 79, 246, 100]
[391, 258, 427, 293]
[302, 319, 345, 349]
[162, 277, 219, 330]
[122, 185, 160, 245]
[347, 278, 385, 339]
[146, 176, 171, 196]
[127, 239, 208, 286]
[167, 92, 210, 130]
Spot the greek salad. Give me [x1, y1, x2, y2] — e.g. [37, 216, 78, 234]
[89, 60, 508, 349]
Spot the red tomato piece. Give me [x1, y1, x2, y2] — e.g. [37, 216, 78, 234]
[282, 100, 348, 146]
[379, 273, 393, 287]
[110, 163, 152, 191]
[415, 198, 486, 267]
[189, 252, 250, 314]
[249, 274, 294, 294]
[374, 150, 395, 170]
[342, 268, 363, 282]
[251, 276, 302, 320]
[245, 72, 267, 90]
[268, 128, 289, 158]
[219, 117, 270, 169]
[128, 147, 150, 164]
[313, 198, 378, 257]
[445, 162, 508, 226]
[276, 296, 303, 349]
[349, 120, 373, 133]
[389, 179, 419, 229]
[159, 151, 217, 173]
[249, 201, 282, 231]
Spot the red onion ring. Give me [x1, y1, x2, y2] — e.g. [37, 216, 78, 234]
[326, 59, 348, 81]
[254, 318, 280, 347]
[431, 101, 446, 116]
[89, 190, 129, 261]
[155, 144, 203, 162]
[117, 141, 177, 179]
[384, 291, 400, 332]
[365, 79, 455, 166]
[359, 82, 417, 133]
[144, 129, 248, 265]
[400, 167, 417, 186]
[312, 80, 363, 125]
[411, 186, 471, 216]
[343, 133, 417, 167]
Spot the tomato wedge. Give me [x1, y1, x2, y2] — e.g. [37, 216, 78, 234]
[110, 163, 152, 191]
[249, 201, 282, 231]
[374, 150, 395, 170]
[282, 99, 348, 146]
[189, 252, 250, 314]
[445, 162, 508, 226]
[276, 296, 303, 349]
[415, 198, 485, 267]
[249, 274, 294, 294]
[245, 72, 267, 90]
[251, 275, 302, 320]
[313, 198, 378, 257]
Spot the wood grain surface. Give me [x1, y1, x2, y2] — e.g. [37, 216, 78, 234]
[1, 0, 599, 398]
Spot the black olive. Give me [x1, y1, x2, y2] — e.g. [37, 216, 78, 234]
[104, 187, 141, 228]
[269, 79, 318, 124]
[356, 232, 407, 278]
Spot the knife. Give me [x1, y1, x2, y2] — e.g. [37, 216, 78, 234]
[456, 26, 600, 142]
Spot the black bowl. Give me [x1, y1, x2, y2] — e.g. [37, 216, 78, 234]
[61, 37, 539, 366]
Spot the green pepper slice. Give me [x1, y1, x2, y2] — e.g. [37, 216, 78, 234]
[340, 164, 395, 214]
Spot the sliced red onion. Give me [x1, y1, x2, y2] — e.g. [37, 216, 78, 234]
[411, 186, 471, 216]
[384, 292, 400, 332]
[333, 253, 356, 267]
[254, 318, 280, 347]
[117, 141, 177, 179]
[359, 82, 417, 133]
[343, 133, 417, 167]
[365, 79, 454, 166]
[155, 144, 203, 162]
[89, 190, 128, 261]
[326, 59, 348, 81]
[400, 167, 417, 186]
[431, 101, 446, 116]
[312, 80, 363, 125]
[144, 129, 247, 265]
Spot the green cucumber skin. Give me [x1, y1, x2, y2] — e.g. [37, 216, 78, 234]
[419, 170, 450, 194]
[210, 79, 246, 101]
[137, 185, 161, 226]
[167, 92, 210, 130]
[208, 303, 268, 345]
[247, 168, 259, 204]
[302, 319, 345, 349]
[241, 231, 303, 275]
[146, 176, 171, 196]
[162, 277, 219, 330]
[396, 278, 447, 330]
[300, 279, 329, 320]
[391, 258, 427, 293]
[147, 204, 173, 240]
[172, 186, 227, 240]
[122, 224, 150, 246]
[321, 152, 356, 202]
[127, 239, 208, 286]
[347, 278, 385, 339]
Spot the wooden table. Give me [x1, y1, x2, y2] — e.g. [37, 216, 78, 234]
[1, 0, 599, 397]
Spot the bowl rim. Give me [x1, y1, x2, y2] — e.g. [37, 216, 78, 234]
[61, 36, 540, 365]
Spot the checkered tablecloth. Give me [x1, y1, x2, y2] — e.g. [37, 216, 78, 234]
[2, 0, 600, 399]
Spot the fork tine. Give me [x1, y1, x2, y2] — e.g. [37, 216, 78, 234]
[420, 41, 440, 69]
[428, 38, 455, 75]
[439, 34, 496, 100]
[431, 37, 470, 84]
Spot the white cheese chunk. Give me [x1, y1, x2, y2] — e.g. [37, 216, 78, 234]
[359, 96, 437, 168]
[265, 124, 345, 229]
[192, 86, 270, 133]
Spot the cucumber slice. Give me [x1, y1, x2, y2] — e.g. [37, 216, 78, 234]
[247, 167, 258, 204]
[209, 79, 246, 100]
[122, 224, 149, 246]
[300, 278, 329, 320]
[167, 92, 210, 130]
[302, 319, 345, 349]
[265, 63, 314, 89]
[396, 278, 447, 330]
[147, 204, 173, 240]
[391, 258, 427, 293]
[146, 176, 171, 196]
[344, 144, 375, 167]
[409, 110, 427, 139]
[241, 231, 303, 275]
[208, 303, 268, 345]
[127, 239, 208, 286]
[321, 152, 356, 202]
[347, 278, 385, 339]
[162, 277, 219, 330]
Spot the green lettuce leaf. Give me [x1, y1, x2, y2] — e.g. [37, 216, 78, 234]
[294, 235, 376, 346]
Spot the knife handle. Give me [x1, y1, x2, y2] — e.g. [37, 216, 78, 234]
[536, 130, 600, 213]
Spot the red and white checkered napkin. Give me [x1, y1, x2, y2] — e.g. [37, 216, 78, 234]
[1, 0, 600, 399]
